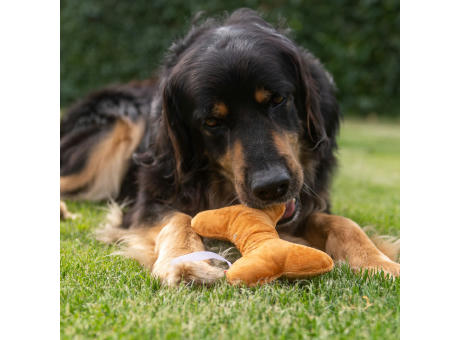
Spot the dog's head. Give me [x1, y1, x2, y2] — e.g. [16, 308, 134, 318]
[160, 10, 337, 226]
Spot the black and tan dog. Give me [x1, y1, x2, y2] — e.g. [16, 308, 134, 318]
[60, 9, 400, 285]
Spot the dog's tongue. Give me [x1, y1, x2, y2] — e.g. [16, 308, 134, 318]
[282, 199, 296, 220]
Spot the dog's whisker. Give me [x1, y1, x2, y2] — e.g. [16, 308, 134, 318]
[302, 183, 321, 200]
[228, 195, 240, 206]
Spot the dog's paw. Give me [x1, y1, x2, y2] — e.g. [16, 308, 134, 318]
[153, 259, 225, 286]
[354, 258, 400, 278]
[60, 201, 80, 220]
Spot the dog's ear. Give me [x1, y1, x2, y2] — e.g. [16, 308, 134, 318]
[162, 73, 195, 181]
[285, 48, 333, 151]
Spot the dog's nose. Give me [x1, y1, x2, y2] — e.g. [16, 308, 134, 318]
[251, 166, 290, 202]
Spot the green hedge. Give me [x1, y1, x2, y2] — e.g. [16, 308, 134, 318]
[61, 0, 399, 117]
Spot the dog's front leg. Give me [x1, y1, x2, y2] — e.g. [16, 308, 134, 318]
[97, 211, 224, 286]
[299, 213, 400, 277]
[151, 212, 225, 285]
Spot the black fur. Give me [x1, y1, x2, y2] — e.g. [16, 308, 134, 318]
[60, 9, 341, 234]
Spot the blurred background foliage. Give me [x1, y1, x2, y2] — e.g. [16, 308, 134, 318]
[61, 0, 399, 117]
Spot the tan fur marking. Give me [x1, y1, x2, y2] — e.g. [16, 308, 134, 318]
[215, 140, 246, 204]
[212, 102, 229, 118]
[216, 149, 233, 180]
[216, 140, 245, 181]
[272, 132, 301, 159]
[231, 141, 248, 202]
[232, 141, 245, 183]
[272, 131, 304, 185]
[254, 87, 271, 104]
[60, 118, 145, 200]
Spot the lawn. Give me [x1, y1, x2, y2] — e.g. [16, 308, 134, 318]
[60, 118, 400, 339]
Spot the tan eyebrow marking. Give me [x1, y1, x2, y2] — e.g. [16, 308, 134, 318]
[212, 102, 229, 118]
[254, 87, 272, 104]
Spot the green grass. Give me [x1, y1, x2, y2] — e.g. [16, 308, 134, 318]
[61, 119, 400, 339]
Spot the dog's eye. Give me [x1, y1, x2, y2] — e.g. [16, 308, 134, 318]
[203, 117, 221, 128]
[270, 95, 285, 106]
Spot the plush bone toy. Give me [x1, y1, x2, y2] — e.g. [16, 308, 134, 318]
[191, 204, 334, 286]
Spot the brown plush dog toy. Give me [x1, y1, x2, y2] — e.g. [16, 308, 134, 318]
[191, 204, 334, 286]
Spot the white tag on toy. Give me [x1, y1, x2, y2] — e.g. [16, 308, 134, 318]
[170, 251, 232, 268]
